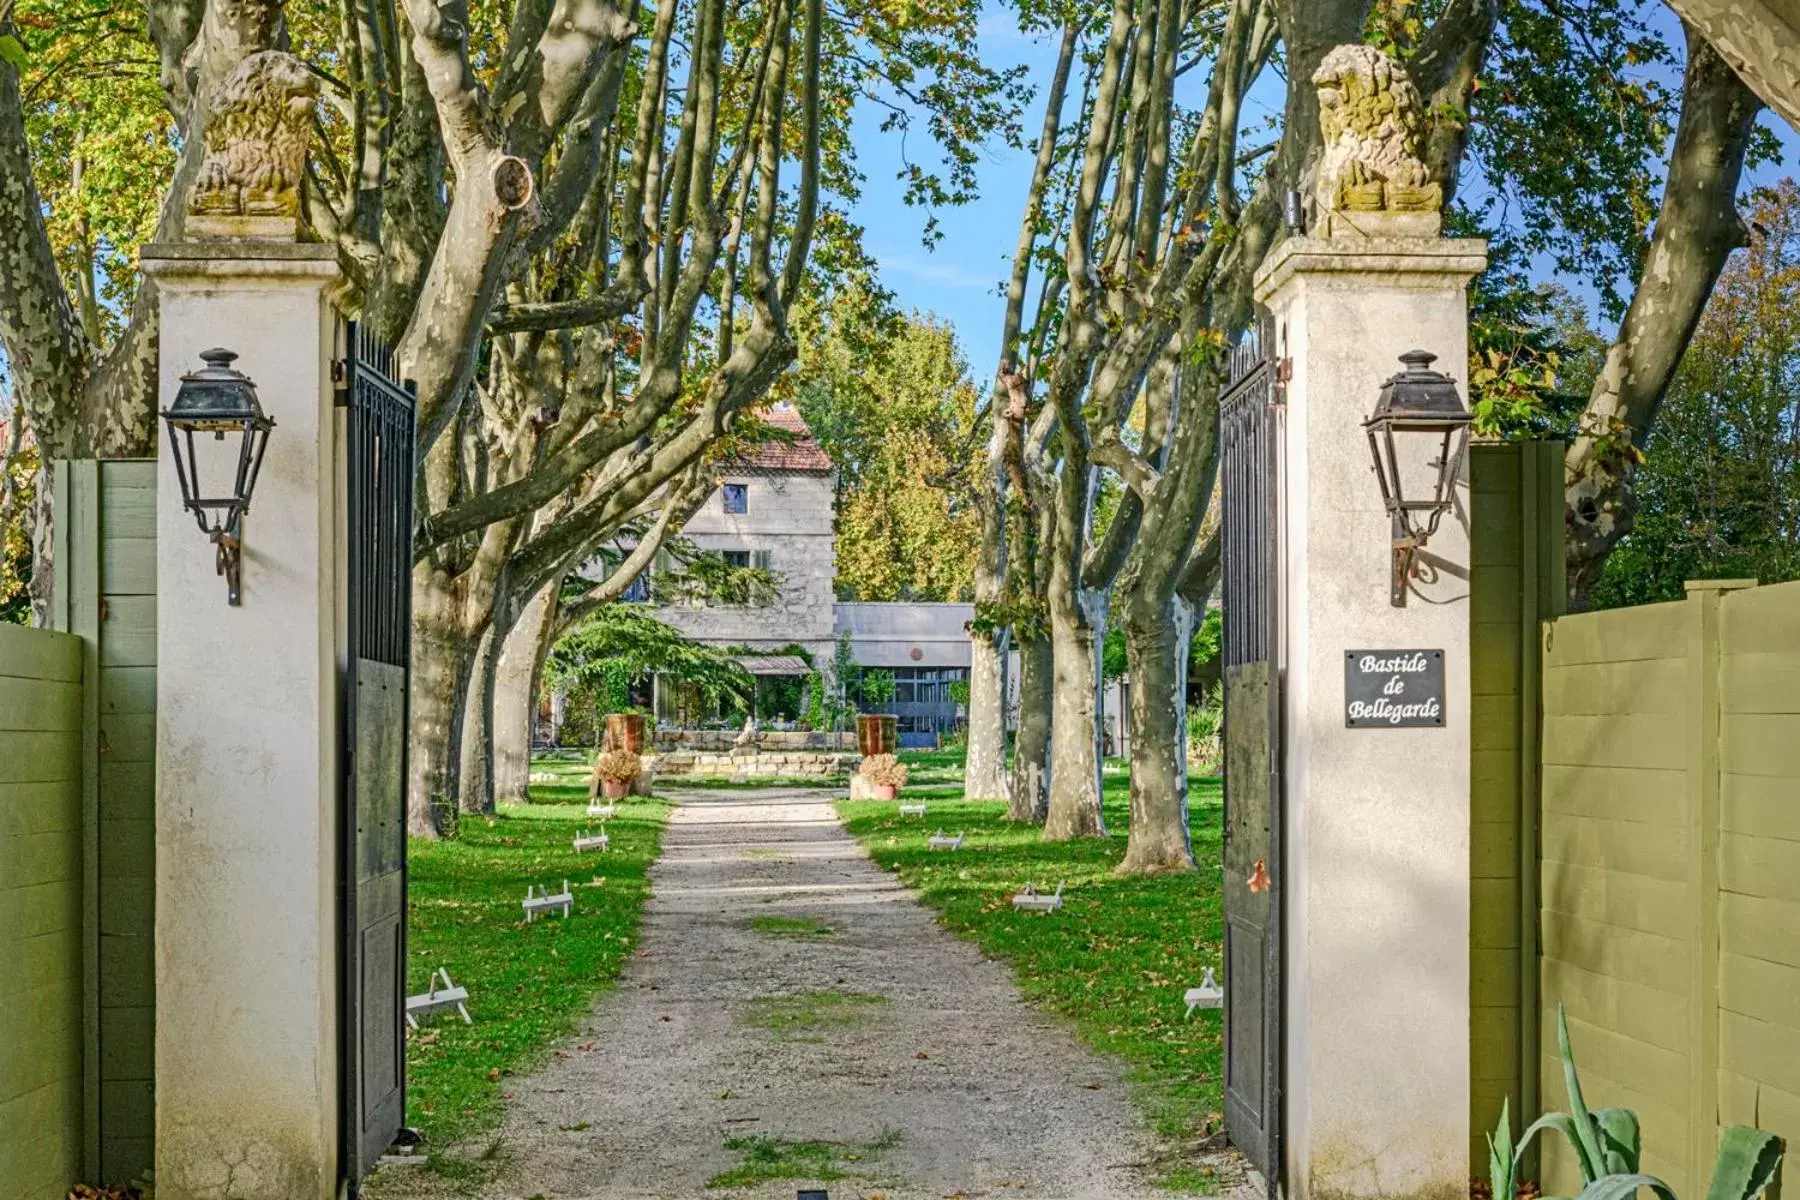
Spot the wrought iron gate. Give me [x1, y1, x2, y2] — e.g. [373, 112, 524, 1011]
[338, 321, 415, 1189]
[1219, 315, 1284, 1185]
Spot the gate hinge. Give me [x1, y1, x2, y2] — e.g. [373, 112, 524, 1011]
[332, 358, 351, 407]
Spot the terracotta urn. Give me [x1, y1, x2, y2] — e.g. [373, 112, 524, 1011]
[605, 712, 646, 753]
[602, 777, 630, 800]
[855, 713, 897, 756]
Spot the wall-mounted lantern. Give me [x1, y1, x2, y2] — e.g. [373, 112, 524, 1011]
[161, 348, 275, 606]
[1364, 350, 1471, 607]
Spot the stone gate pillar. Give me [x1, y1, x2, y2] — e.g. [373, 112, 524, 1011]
[139, 50, 346, 1200]
[1252, 43, 1489, 1200]
[141, 239, 344, 1200]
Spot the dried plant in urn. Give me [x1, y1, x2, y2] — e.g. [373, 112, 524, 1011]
[859, 753, 910, 801]
[591, 749, 642, 799]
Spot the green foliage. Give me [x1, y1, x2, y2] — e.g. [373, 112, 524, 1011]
[971, 593, 1047, 642]
[1592, 182, 1800, 608]
[547, 605, 751, 709]
[1185, 685, 1223, 773]
[838, 774, 1227, 1188]
[650, 550, 780, 608]
[946, 678, 970, 708]
[787, 289, 984, 602]
[0, 411, 35, 625]
[1457, 214, 1605, 440]
[805, 670, 826, 729]
[858, 667, 896, 708]
[1456, 0, 1681, 319]
[12, 0, 177, 339]
[403, 785, 670, 1159]
[1102, 623, 1128, 682]
[1190, 608, 1222, 673]
[1487, 1006, 1785, 1200]
[601, 660, 631, 714]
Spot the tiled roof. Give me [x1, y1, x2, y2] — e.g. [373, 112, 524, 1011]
[732, 654, 814, 676]
[739, 404, 832, 473]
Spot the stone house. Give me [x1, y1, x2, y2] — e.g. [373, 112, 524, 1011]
[647, 403, 975, 743]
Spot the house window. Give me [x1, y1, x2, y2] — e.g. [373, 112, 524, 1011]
[722, 550, 751, 569]
[723, 483, 748, 514]
[621, 573, 650, 602]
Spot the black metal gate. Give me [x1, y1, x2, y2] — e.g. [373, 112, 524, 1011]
[338, 321, 415, 1189]
[1219, 315, 1284, 1185]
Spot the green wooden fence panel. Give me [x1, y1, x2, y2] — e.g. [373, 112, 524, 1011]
[1468, 441, 1565, 1173]
[52, 458, 157, 1186]
[1534, 577, 1800, 1197]
[0, 626, 84, 1200]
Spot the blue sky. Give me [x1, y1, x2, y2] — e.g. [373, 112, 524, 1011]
[843, 5, 1800, 386]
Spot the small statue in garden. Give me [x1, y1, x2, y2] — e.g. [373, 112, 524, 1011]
[188, 51, 320, 238]
[1311, 43, 1443, 233]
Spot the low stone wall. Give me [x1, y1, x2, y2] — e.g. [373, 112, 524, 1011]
[652, 749, 860, 778]
[653, 728, 858, 753]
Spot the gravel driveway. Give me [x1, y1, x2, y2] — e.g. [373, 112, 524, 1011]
[470, 786, 1172, 1200]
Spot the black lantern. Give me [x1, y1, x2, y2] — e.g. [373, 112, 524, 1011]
[1364, 349, 1472, 607]
[161, 348, 275, 605]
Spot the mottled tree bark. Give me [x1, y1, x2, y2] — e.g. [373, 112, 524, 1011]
[964, 623, 1010, 801]
[1564, 29, 1764, 606]
[459, 625, 497, 814]
[965, 22, 1077, 805]
[1665, 0, 1800, 133]
[1119, 597, 1195, 871]
[1008, 630, 1054, 823]
[408, 560, 481, 836]
[493, 583, 557, 804]
[1043, 580, 1108, 840]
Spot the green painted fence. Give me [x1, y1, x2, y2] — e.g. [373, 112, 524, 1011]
[0, 626, 85, 1200]
[1529, 577, 1800, 1196]
[1468, 441, 1565, 1172]
[50, 458, 159, 1186]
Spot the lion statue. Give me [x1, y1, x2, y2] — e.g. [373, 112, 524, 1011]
[1311, 44, 1442, 218]
[189, 51, 319, 221]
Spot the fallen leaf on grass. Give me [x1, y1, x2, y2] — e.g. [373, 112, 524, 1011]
[486, 1068, 502, 1082]
[914, 1051, 929, 1060]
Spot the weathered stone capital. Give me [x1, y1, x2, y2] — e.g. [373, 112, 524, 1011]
[141, 240, 344, 281]
[1253, 236, 1488, 304]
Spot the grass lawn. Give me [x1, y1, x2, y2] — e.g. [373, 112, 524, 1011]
[839, 766, 1226, 1190]
[401, 756, 670, 1165]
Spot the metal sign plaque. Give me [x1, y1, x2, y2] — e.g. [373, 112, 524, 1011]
[1344, 649, 1446, 728]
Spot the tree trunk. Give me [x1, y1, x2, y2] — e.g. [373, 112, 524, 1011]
[1008, 631, 1053, 822]
[1118, 595, 1196, 872]
[1664, 0, 1800, 133]
[1564, 29, 1763, 605]
[458, 626, 497, 815]
[493, 583, 556, 804]
[408, 563, 480, 836]
[1043, 584, 1107, 840]
[965, 624, 1010, 801]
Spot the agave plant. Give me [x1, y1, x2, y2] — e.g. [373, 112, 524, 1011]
[1488, 1007, 1784, 1200]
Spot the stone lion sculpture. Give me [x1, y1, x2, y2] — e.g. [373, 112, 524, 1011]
[189, 51, 319, 222]
[1312, 44, 1442, 218]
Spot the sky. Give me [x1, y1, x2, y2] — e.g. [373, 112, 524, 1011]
[840, 4, 1800, 386]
